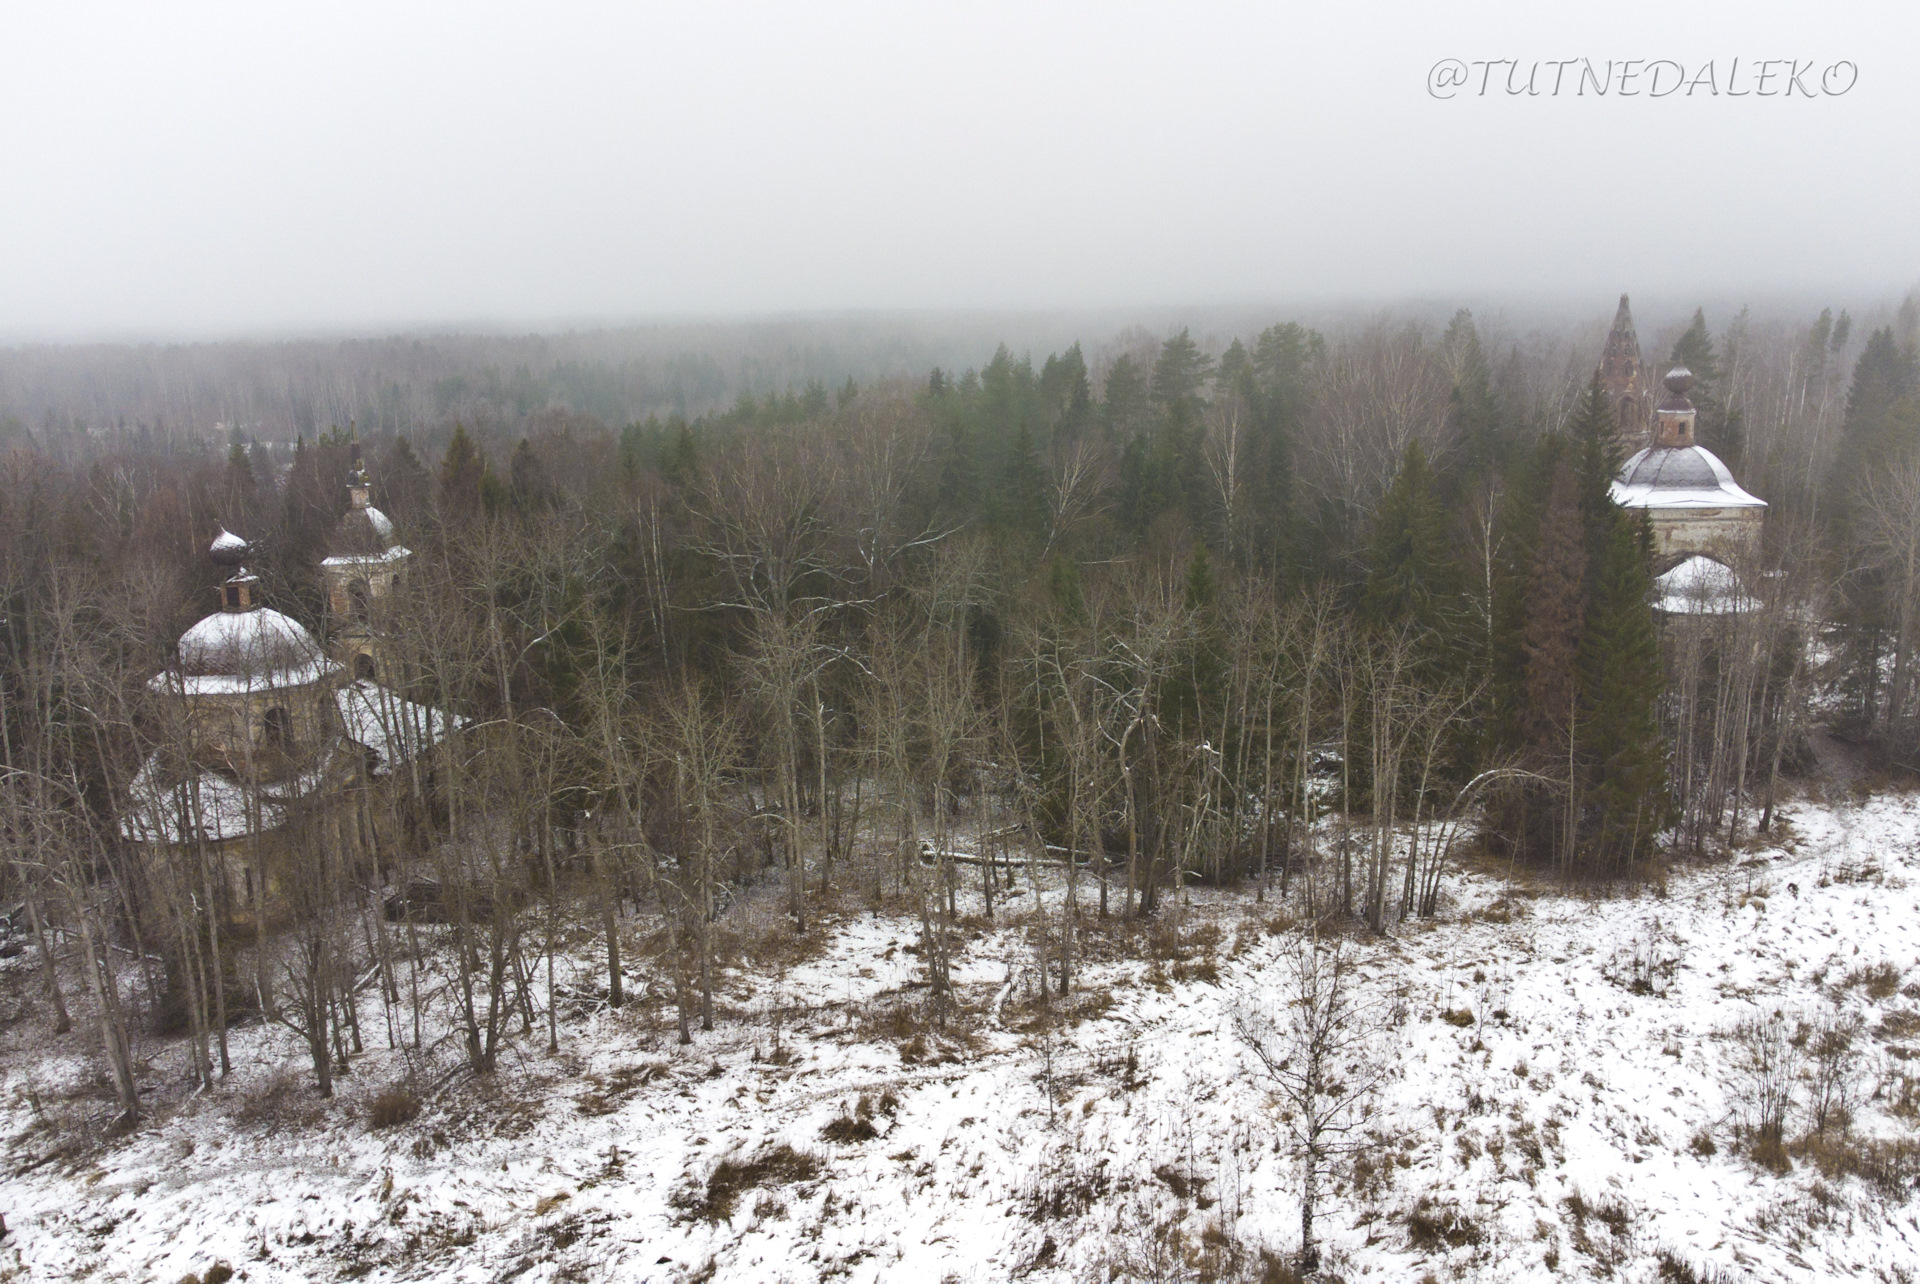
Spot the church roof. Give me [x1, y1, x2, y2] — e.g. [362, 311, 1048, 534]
[1601, 294, 1642, 366]
[324, 503, 396, 558]
[336, 679, 462, 774]
[1654, 555, 1759, 615]
[119, 739, 357, 844]
[1611, 445, 1767, 511]
[161, 607, 336, 694]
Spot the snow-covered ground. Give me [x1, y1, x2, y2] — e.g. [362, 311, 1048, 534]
[6, 792, 1920, 1283]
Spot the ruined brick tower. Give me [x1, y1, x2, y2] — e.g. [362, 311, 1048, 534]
[1599, 293, 1651, 454]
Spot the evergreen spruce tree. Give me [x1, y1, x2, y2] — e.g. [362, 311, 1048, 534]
[509, 438, 555, 511]
[1577, 512, 1667, 869]
[1520, 461, 1588, 769]
[1825, 328, 1920, 720]
[378, 435, 431, 521]
[936, 420, 980, 520]
[1670, 308, 1739, 467]
[998, 426, 1047, 540]
[1102, 354, 1148, 440]
[1361, 441, 1459, 668]
[439, 424, 486, 521]
[663, 423, 698, 489]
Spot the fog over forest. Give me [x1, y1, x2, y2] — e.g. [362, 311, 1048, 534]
[2, 292, 1910, 448]
[9, 5, 1920, 1284]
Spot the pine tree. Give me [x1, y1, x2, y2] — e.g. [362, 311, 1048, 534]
[1361, 441, 1458, 661]
[1521, 462, 1588, 766]
[378, 436, 431, 521]
[509, 439, 554, 511]
[1577, 512, 1667, 869]
[1825, 329, 1920, 720]
[936, 420, 979, 520]
[998, 426, 1047, 540]
[1041, 343, 1092, 440]
[1670, 308, 1738, 467]
[663, 424, 698, 488]
[1244, 323, 1315, 573]
[439, 424, 485, 521]
[1828, 328, 1918, 521]
[1441, 310, 1505, 490]
[223, 440, 259, 531]
[1102, 354, 1148, 440]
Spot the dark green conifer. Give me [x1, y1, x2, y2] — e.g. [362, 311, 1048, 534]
[438, 424, 485, 520]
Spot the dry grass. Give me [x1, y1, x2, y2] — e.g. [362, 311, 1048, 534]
[575, 1062, 668, 1116]
[1790, 1132, 1920, 1199]
[1405, 1197, 1483, 1251]
[1561, 1191, 1634, 1267]
[820, 1092, 894, 1145]
[672, 1144, 822, 1223]
[1843, 962, 1905, 1002]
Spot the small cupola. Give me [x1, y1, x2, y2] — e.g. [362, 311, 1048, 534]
[347, 436, 372, 510]
[210, 528, 260, 612]
[1653, 367, 1697, 448]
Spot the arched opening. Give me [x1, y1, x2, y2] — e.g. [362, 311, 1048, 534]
[349, 579, 371, 622]
[262, 706, 292, 750]
[354, 653, 377, 683]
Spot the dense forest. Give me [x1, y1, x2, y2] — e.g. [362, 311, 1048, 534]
[4, 297, 1920, 1114]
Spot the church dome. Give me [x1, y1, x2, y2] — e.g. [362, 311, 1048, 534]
[325, 503, 396, 557]
[178, 607, 328, 684]
[1612, 445, 1767, 511]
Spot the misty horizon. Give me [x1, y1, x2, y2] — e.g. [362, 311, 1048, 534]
[4, 2, 1917, 343]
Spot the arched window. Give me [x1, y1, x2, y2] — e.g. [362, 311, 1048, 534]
[354, 653, 377, 683]
[349, 579, 371, 622]
[262, 706, 292, 749]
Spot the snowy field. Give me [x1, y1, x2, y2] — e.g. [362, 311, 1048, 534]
[6, 792, 1920, 1283]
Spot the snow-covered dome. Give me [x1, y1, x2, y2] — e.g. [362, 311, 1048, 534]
[326, 503, 396, 557]
[1654, 555, 1758, 615]
[177, 608, 328, 684]
[1611, 445, 1766, 511]
[210, 527, 250, 565]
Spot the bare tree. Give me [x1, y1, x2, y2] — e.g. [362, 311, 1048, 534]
[1233, 929, 1398, 1273]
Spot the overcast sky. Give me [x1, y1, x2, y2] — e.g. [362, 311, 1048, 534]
[1, 1, 1913, 340]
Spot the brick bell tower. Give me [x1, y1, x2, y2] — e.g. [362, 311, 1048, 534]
[1599, 294, 1651, 455]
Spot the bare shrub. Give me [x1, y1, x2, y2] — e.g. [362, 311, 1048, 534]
[1724, 1008, 1801, 1165]
[1805, 1007, 1866, 1138]
[1605, 920, 1681, 997]
[233, 1068, 322, 1129]
[1018, 1144, 1110, 1221]
[368, 1085, 421, 1130]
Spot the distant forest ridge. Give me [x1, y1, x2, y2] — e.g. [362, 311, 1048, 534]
[2, 294, 1913, 448]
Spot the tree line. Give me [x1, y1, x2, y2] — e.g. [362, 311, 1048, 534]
[2, 299, 1917, 1111]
